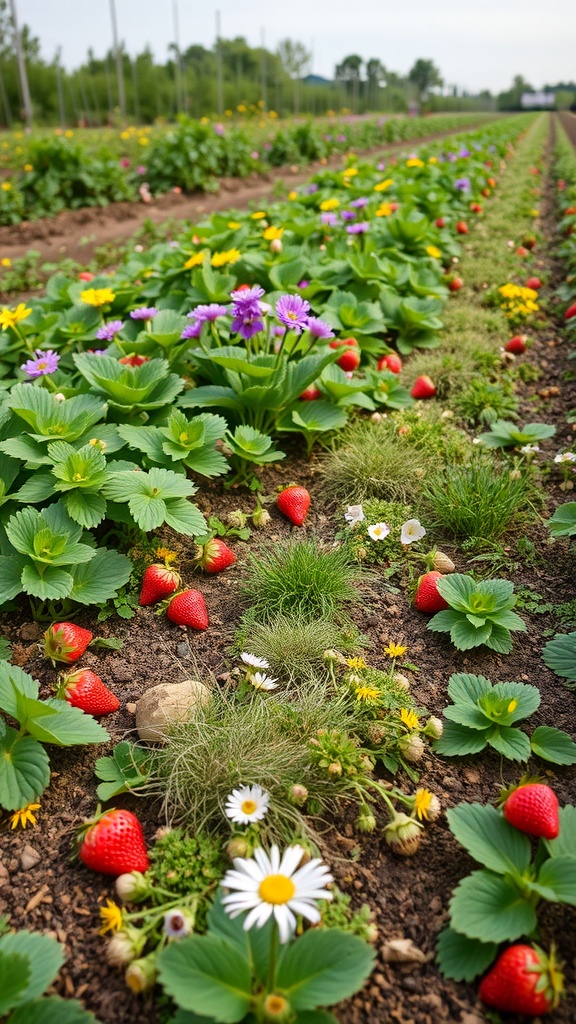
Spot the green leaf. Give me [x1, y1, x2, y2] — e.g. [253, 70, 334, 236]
[483, 622, 515, 654]
[156, 934, 252, 1022]
[20, 564, 74, 601]
[447, 803, 531, 875]
[68, 547, 132, 605]
[545, 806, 576, 858]
[94, 742, 150, 802]
[163, 500, 207, 537]
[450, 617, 493, 650]
[542, 632, 576, 682]
[10, 995, 99, 1024]
[275, 930, 375, 1010]
[486, 725, 531, 762]
[0, 555, 27, 603]
[434, 721, 489, 757]
[0, 931, 64, 1003]
[490, 681, 540, 723]
[548, 502, 576, 537]
[436, 927, 498, 982]
[0, 662, 39, 718]
[0, 727, 50, 809]
[26, 700, 109, 747]
[536, 856, 576, 905]
[530, 726, 576, 765]
[63, 490, 107, 530]
[449, 870, 537, 942]
[443, 703, 492, 730]
[0, 950, 31, 1015]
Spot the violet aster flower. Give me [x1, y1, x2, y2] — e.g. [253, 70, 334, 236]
[337, 134, 347, 143]
[275, 294, 311, 331]
[446, 152, 457, 163]
[21, 348, 60, 378]
[231, 285, 266, 340]
[458, 147, 471, 158]
[298, 280, 309, 289]
[346, 222, 370, 234]
[231, 285, 265, 305]
[189, 303, 228, 322]
[350, 197, 369, 208]
[305, 317, 334, 340]
[321, 212, 338, 226]
[96, 320, 124, 342]
[454, 177, 471, 192]
[214, 123, 224, 136]
[341, 210, 356, 222]
[181, 320, 203, 340]
[305, 183, 319, 194]
[231, 311, 264, 339]
[130, 307, 158, 321]
[88, 348, 108, 356]
[274, 325, 286, 337]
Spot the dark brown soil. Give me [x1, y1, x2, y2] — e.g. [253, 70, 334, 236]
[1, 115, 576, 1024]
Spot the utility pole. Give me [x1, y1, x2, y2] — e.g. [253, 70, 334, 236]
[8, 0, 33, 127]
[0, 61, 13, 127]
[172, 0, 182, 114]
[109, 0, 126, 121]
[215, 11, 224, 115]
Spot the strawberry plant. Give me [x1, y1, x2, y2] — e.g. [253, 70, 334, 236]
[117, 409, 230, 478]
[548, 500, 576, 538]
[542, 630, 576, 686]
[477, 418, 556, 449]
[434, 673, 576, 764]
[0, 661, 108, 813]
[0, 928, 98, 1022]
[427, 573, 526, 652]
[437, 798, 576, 982]
[94, 741, 151, 802]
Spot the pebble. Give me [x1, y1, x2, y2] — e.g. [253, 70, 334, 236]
[20, 844, 42, 870]
[175, 641, 192, 659]
[19, 622, 41, 641]
[0, 861, 9, 887]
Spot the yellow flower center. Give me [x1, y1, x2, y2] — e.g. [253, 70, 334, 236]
[264, 994, 289, 1016]
[258, 874, 296, 905]
[241, 799, 258, 815]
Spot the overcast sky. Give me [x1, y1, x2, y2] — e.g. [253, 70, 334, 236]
[14, 0, 576, 95]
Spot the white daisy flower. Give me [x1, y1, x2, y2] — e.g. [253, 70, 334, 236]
[521, 444, 541, 456]
[240, 652, 270, 669]
[555, 452, 576, 464]
[368, 522, 390, 541]
[400, 519, 426, 545]
[163, 909, 191, 938]
[225, 784, 270, 825]
[344, 504, 365, 525]
[248, 671, 279, 691]
[221, 844, 333, 943]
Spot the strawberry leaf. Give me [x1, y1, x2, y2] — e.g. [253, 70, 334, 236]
[437, 927, 498, 982]
[449, 870, 536, 942]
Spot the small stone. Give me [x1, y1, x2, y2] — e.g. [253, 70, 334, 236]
[175, 642, 191, 659]
[382, 938, 427, 964]
[135, 678, 212, 741]
[463, 768, 480, 784]
[20, 844, 42, 870]
[19, 622, 41, 641]
[0, 861, 9, 887]
[126, 702, 137, 715]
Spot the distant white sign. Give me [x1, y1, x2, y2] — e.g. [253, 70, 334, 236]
[521, 92, 555, 108]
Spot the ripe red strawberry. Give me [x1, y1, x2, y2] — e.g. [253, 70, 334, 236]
[525, 276, 542, 290]
[481, 187, 491, 198]
[377, 353, 402, 374]
[516, 246, 529, 258]
[119, 354, 149, 367]
[414, 571, 449, 613]
[57, 669, 119, 716]
[77, 807, 149, 876]
[502, 782, 560, 839]
[478, 944, 564, 1015]
[565, 302, 576, 320]
[487, 177, 496, 187]
[435, 217, 446, 229]
[447, 275, 463, 292]
[330, 337, 360, 372]
[196, 537, 236, 574]
[139, 564, 181, 606]
[299, 384, 322, 400]
[276, 485, 311, 526]
[78, 271, 94, 282]
[166, 589, 209, 630]
[456, 221, 468, 234]
[505, 335, 527, 354]
[410, 375, 436, 399]
[470, 202, 483, 214]
[330, 337, 358, 349]
[44, 622, 93, 665]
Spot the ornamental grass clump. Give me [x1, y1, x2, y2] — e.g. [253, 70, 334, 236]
[320, 418, 428, 503]
[234, 613, 364, 686]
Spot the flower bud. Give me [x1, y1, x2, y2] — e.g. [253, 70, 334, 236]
[366, 723, 387, 745]
[263, 993, 292, 1022]
[393, 672, 411, 691]
[355, 546, 367, 560]
[252, 507, 272, 529]
[106, 926, 146, 967]
[365, 922, 379, 943]
[270, 238, 283, 254]
[356, 803, 377, 833]
[115, 871, 150, 904]
[287, 784, 309, 807]
[226, 837, 251, 860]
[384, 812, 423, 856]
[125, 953, 157, 993]
[399, 734, 425, 762]
[328, 761, 342, 777]
[424, 716, 444, 740]
[432, 550, 455, 573]
[227, 509, 248, 529]
[370, 412, 383, 423]
[163, 908, 193, 938]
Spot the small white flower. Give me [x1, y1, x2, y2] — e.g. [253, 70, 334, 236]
[225, 784, 270, 825]
[400, 519, 426, 545]
[221, 844, 333, 943]
[241, 652, 270, 669]
[248, 671, 279, 691]
[163, 909, 191, 939]
[344, 504, 365, 525]
[54, 392, 66, 401]
[554, 452, 576, 464]
[472, 437, 483, 444]
[521, 444, 541, 456]
[368, 522, 390, 541]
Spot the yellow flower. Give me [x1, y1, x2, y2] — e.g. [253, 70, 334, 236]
[383, 642, 407, 658]
[139, 137, 149, 146]
[9, 802, 41, 829]
[342, 167, 358, 178]
[269, 110, 278, 118]
[288, 191, 298, 201]
[155, 546, 178, 564]
[320, 198, 339, 211]
[263, 226, 284, 241]
[227, 221, 241, 229]
[200, 116, 210, 124]
[0, 302, 32, 330]
[346, 657, 367, 670]
[65, 130, 73, 138]
[413, 789, 433, 820]
[428, 156, 439, 164]
[530, 208, 540, 217]
[375, 202, 393, 217]
[237, 104, 247, 113]
[120, 130, 130, 140]
[374, 178, 394, 192]
[251, 211, 266, 220]
[24, 163, 33, 172]
[1, 258, 11, 267]
[507, 699, 518, 713]
[211, 248, 241, 267]
[355, 686, 381, 701]
[80, 287, 116, 307]
[99, 899, 123, 935]
[400, 708, 419, 730]
[426, 245, 441, 259]
[184, 251, 206, 269]
[1, 181, 12, 191]
[406, 158, 424, 168]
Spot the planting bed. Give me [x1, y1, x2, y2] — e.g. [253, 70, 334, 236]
[1, 112, 576, 1024]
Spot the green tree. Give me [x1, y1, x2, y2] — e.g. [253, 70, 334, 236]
[277, 38, 311, 113]
[408, 58, 443, 102]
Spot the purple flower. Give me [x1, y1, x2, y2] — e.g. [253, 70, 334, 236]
[321, 212, 338, 226]
[214, 123, 224, 136]
[274, 325, 286, 337]
[88, 348, 108, 356]
[96, 320, 124, 341]
[251, 151, 260, 160]
[137, 165, 147, 175]
[346, 222, 370, 234]
[181, 321, 203, 340]
[275, 294, 310, 331]
[305, 183, 319, 194]
[324, 134, 332, 142]
[458, 147, 471, 158]
[120, 157, 130, 169]
[341, 210, 356, 222]
[21, 348, 60, 378]
[350, 197, 369, 208]
[377, 162, 386, 171]
[446, 152, 457, 163]
[337, 134, 347, 143]
[231, 312, 264, 339]
[189, 303, 228, 322]
[305, 317, 334, 340]
[231, 285, 265, 306]
[454, 177, 471, 192]
[130, 307, 158, 321]
[297, 280, 309, 289]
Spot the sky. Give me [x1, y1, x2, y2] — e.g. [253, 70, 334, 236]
[13, 0, 576, 95]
